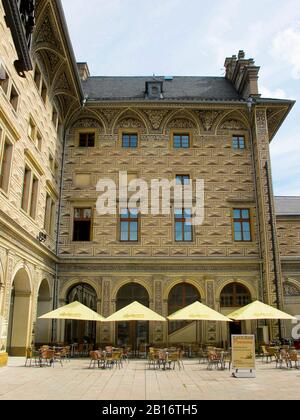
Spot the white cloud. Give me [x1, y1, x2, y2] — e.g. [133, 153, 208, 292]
[260, 86, 287, 99]
[272, 22, 300, 79]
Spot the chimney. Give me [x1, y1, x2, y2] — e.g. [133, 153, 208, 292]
[224, 51, 261, 100]
[77, 62, 90, 81]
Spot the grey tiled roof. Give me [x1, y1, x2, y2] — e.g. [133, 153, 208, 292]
[82, 76, 243, 102]
[275, 196, 300, 216]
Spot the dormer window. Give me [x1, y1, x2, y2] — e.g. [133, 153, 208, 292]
[145, 81, 163, 99]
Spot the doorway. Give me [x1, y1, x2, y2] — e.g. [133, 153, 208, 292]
[115, 283, 149, 350]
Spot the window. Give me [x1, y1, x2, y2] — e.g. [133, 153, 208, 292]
[28, 118, 36, 140]
[21, 167, 39, 219]
[168, 283, 200, 334]
[173, 133, 190, 149]
[233, 209, 252, 242]
[232, 135, 245, 150]
[49, 154, 54, 172]
[21, 167, 31, 211]
[44, 193, 55, 235]
[0, 138, 13, 193]
[220, 283, 251, 307]
[122, 133, 138, 148]
[9, 84, 19, 111]
[176, 175, 190, 185]
[79, 132, 95, 148]
[0, 64, 9, 95]
[29, 175, 38, 219]
[175, 209, 193, 242]
[36, 131, 42, 151]
[73, 208, 92, 242]
[120, 208, 139, 242]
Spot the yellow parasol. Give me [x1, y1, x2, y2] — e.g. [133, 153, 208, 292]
[105, 301, 166, 322]
[227, 301, 297, 321]
[168, 301, 232, 322]
[39, 301, 105, 322]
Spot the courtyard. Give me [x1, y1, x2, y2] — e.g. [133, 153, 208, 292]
[0, 357, 299, 400]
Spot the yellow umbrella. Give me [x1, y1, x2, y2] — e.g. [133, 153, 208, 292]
[227, 301, 297, 321]
[168, 301, 232, 322]
[105, 301, 166, 322]
[39, 301, 105, 322]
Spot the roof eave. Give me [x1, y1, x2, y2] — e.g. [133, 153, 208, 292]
[55, 0, 84, 102]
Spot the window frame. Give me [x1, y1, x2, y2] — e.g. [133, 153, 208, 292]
[0, 135, 13, 194]
[172, 132, 191, 149]
[174, 208, 194, 242]
[72, 207, 93, 242]
[77, 130, 96, 148]
[175, 174, 191, 185]
[232, 135, 246, 150]
[122, 132, 138, 149]
[232, 208, 252, 242]
[119, 208, 139, 243]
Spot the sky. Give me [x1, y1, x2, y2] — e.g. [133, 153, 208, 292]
[62, 0, 300, 196]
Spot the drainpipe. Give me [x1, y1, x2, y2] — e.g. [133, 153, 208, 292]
[264, 160, 282, 340]
[51, 121, 69, 342]
[247, 98, 264, 303]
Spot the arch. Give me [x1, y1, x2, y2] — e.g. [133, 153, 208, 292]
[35, 279, 52, 345]
[216, 279, 257, 304]
[60, 278, 101, 302]
[284, 279, 300, 296]
[162, 109, 201, 134]
[68, 109, 106, 134]
[112, 279, 152, 301]
[219, 282, 252, 308]
[115, 282, 150, 348]
[64, 283, 98, 345]
[163, 279, 205, 301]
[7, 268, 32, 356]
[167, 282, 201, 335]
[111, 108, 149, 134]
[216, 109, 250, 133]
[116, 282, 150, 310]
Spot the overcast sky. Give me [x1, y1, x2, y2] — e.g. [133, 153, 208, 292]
[62, 0, 300, 196]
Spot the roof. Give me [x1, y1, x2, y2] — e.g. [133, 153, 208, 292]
[82, 76, 244, 102]
[275, 197, 300, 216]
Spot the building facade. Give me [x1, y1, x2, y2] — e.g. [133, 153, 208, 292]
[0, 0, 299, 366]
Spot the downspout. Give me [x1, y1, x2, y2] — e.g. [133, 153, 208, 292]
[247, 98, 264, 303]
[51, 97, 88, 342]
[264, 160, 282, 340]
[51, 122, 68, 342]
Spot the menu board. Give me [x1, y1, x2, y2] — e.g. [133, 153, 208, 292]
[232, 335, 256, 371]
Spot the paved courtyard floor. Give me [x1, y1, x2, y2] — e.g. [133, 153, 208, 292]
[0, 357, 299, 400]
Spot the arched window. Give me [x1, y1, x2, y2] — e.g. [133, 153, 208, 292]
[116, 283, 149, 310]
[168, 283, 200, 334]
[220, 283, 251, 307]
[65, 283, 97, 345]
[116, 283, 150, 348]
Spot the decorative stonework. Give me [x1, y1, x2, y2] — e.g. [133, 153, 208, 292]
[198, 111, 222, 131]
[73, 118, 102, 129]
[206, 280, 217, 343]
[143, 109, 168, 130]
[220, 119, 246, 130]
[284, 282, 300, 297]
[118, 118, 143, 130]
[167, 118, 195, 129]
[100, 109, 121, 126]
[34, 5, 63, 53]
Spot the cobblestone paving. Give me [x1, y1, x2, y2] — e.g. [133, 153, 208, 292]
[0, 358, 299, 400]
